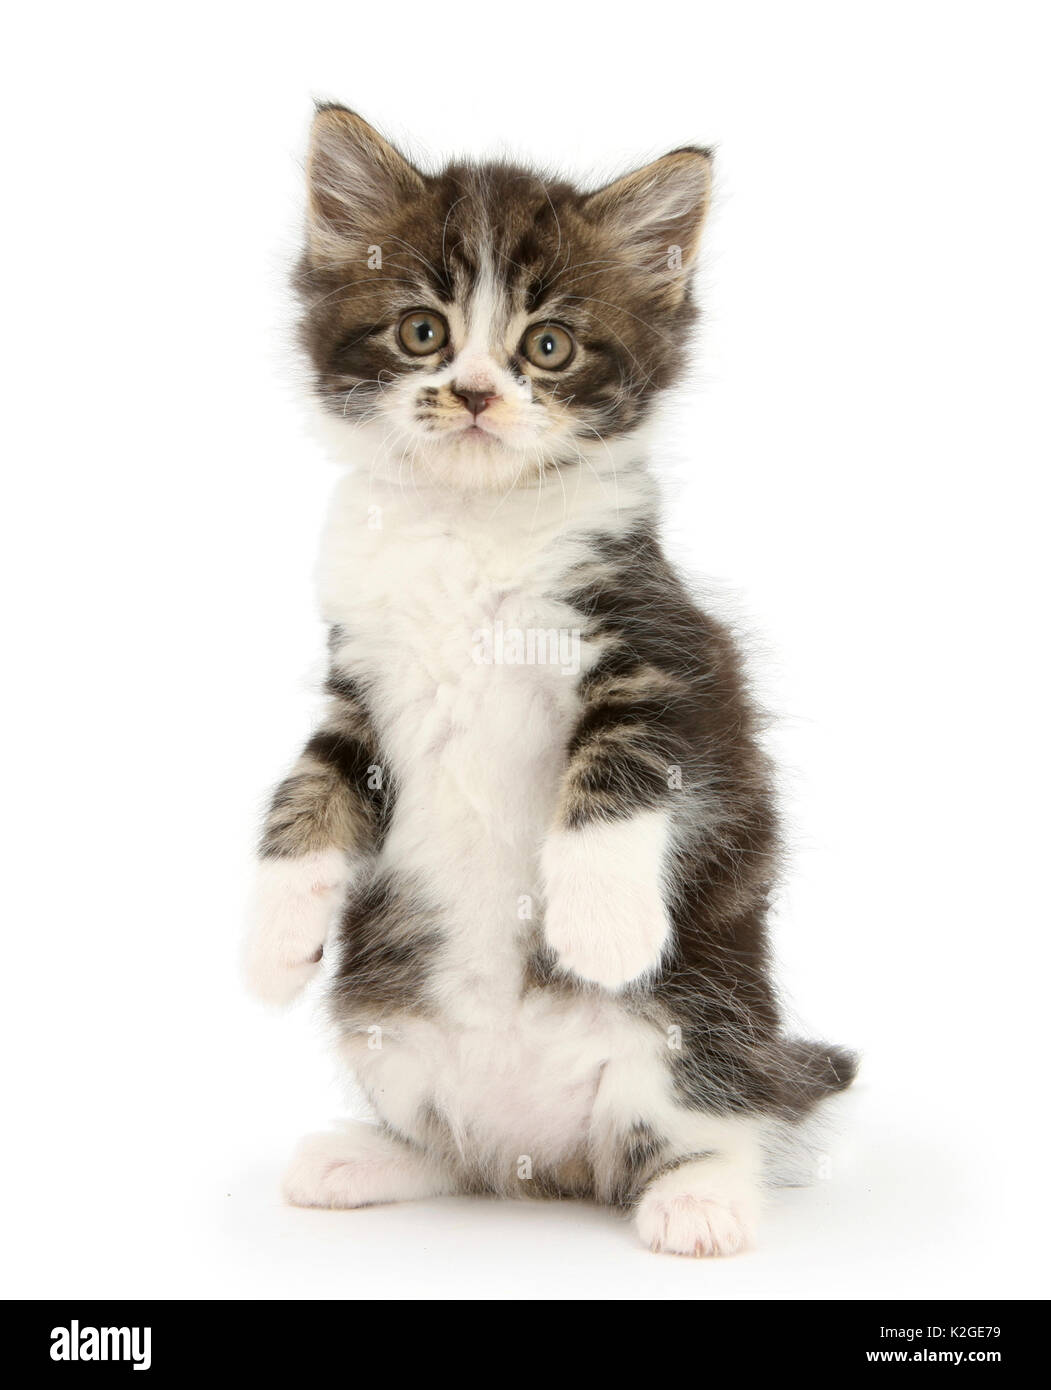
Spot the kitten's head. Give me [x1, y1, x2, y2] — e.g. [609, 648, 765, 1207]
[296, 106, 711, 491]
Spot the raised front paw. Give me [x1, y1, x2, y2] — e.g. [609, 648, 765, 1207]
[243, 849, 353, 1005]
[539, 811, 673, 990]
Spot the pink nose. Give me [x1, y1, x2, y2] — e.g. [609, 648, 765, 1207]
[453, 386, 498, 417]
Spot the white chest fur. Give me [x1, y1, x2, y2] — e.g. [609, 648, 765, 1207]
[318, 467, 650, 948]
[316, 465, 662, 1161]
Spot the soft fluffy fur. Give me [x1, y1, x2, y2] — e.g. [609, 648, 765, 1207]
[245, 105, 855, 1256]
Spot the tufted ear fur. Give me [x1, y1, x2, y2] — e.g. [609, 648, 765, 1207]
[306, 104, 425, 258]
[582, 148, 712, 298]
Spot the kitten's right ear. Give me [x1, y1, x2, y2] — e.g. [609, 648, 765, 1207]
[306, 104, 424, 258]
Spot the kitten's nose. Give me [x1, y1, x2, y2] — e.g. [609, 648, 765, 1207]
[452, 385, 498, 417]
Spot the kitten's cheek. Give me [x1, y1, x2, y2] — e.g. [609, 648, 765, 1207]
[242, 849, 353, 1006]
[539, 813, 673, 989]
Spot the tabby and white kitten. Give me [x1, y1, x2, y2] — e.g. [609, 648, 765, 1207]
[245, 105, 855, 1256]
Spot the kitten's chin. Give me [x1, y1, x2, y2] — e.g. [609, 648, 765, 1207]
[453, 424, 494, 444]
[310, 406, 548, 493]
[309, 405, 646, 497]
[419, 430, 541, 492]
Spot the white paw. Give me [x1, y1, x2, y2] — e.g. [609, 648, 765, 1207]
[282, 1126, 454, 1208]
[636, 1193, 751, 1256]
[242, 849, 352, 1006]
[540, 811, 673, 989]
[283, 1131, 387, 1209]
[635, 1161, 759, 1257]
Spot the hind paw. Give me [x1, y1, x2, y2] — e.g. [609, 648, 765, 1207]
[635, 1157, 759, 1257]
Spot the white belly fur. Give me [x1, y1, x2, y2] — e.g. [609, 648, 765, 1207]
[317, 467, 681, 1172]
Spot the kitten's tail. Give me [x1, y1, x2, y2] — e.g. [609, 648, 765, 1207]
[782, 1038, 859, 1111]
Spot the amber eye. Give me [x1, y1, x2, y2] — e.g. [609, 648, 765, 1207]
[521, 323, 575, 371]
[397, 309, 449, 356]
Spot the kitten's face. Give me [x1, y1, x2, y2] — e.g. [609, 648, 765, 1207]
[297, 108, 711, 492]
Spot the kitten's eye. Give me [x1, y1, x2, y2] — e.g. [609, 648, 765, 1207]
[521, 323, 575, 371]
[397, 309, 449, 356]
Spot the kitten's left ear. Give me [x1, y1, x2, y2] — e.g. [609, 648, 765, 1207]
[582, 148, 712, 297]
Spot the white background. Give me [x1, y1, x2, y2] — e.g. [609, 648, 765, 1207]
[3, 1, 1048, 1300]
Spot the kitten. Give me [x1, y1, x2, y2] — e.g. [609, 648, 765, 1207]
[244, 104, 856, 1256]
